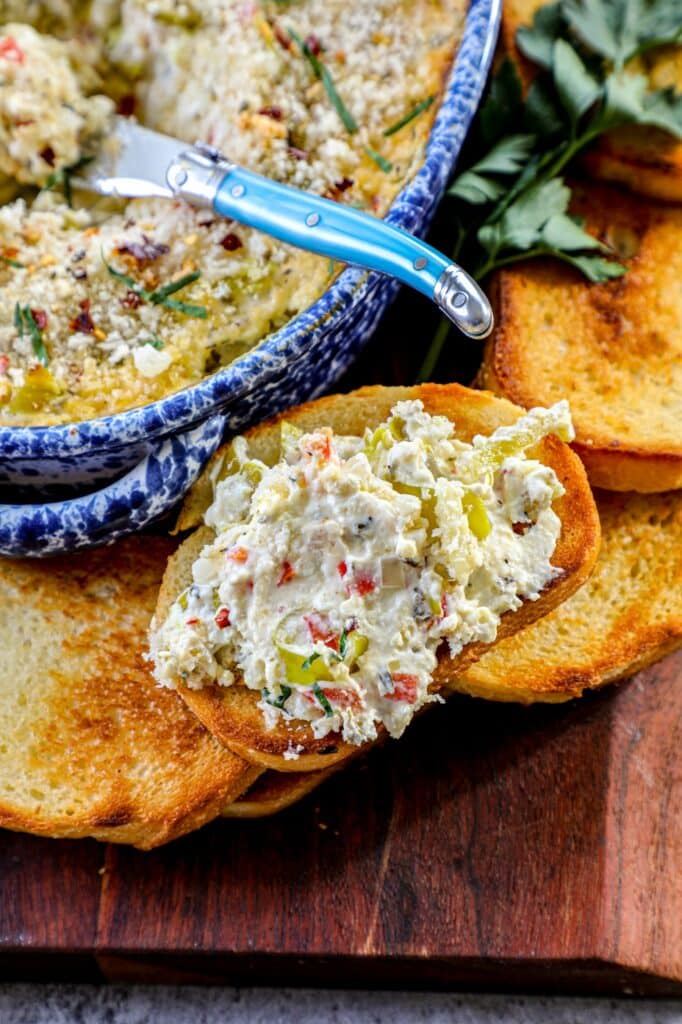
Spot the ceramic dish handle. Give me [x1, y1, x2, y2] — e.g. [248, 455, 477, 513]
[166, 147, 493, 340]
[0, 414, 226, 558]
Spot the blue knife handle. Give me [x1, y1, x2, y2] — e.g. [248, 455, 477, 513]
[208, 165, 492, 339]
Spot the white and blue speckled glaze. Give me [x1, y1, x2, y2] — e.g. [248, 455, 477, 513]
[0, 0, 501, 556]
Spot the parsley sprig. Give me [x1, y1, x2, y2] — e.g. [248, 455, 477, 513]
[14, 303, 48, 366]
[418, 0, 682, 379]
[102, 255, 208, 318]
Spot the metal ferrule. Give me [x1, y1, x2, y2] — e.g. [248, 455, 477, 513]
[434, 265, 494, 339]
[166, 144, 234, 208]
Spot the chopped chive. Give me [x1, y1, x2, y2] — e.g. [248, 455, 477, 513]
[383, 95, 435, 137]
[23, 307, 49, 366]
[102, 252, 207, 318]
[312, 682, 334, 717]
[149, 270, 201, 301]
[1, 255, 25, 269]
[44, 155, 94, 208]
[14, 304, 48, 365]
[288, 28, 358, 134]
[338, 629, 348, 659]
[365, 146, 393, 172]
[301, 652, 321, 671]
[144, 332, 164, 350]
[263, 684, 292, 710]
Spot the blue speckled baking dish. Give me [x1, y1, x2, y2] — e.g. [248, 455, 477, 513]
[0, 0, 501, 557]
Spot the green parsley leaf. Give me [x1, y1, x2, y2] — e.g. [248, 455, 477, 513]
[448, 134, 536, 204]
[288, 28, 358, 134]
[478, 57, 525, 144]
[383, 95, 435, 137]
[312, 682, 334, 717]
[552, 38, 601, 124]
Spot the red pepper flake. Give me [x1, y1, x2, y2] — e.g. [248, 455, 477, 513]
[198, 219, 216, 229]
[258, 106, 283, 121]
[278, 561, 296, 586]
[350, 569, 377, 597]
[512, 521, 531, 536]
[120, 289, 143, 309]
[69, 299, 95, 335]
[185, 617, 200, 626]
[116, 235, 170, 264]
[0, 36, 24, 63]
[31, 309, 48, 330]
[304, 612, 339, 652]
[214, 607, 231, 629]
[0, 355, 9, 376]
[385, 673, 418, 704]
[116, 93, 136, 117]
[39, 146, 56, 167]
[227, 546, 249, 563]
[337, 561, 347, 578]
[335, 177, 354, 193]
[220, 232, 243, 252]
[305, 33, 322, 56]
[273, 22, 291, 50]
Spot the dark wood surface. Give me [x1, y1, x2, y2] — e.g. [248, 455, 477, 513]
[1, 649, 680, 992]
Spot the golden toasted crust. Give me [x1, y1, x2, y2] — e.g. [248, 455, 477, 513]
[480, 183, 682, 492]
[448, 489, 682, 702]
[158, 383, 599, 772]
[0, 537, 260, 849]
[222, 767, 337, 818]
[500, 0, 682, 204]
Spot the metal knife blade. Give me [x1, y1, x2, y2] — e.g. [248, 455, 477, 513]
[74, 118, 187, 200]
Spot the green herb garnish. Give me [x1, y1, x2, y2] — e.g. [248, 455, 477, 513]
[143, 332, 164, 350]
[102, 254, 207, 318]
[417, 0, 682, 380]
[288, 28, 358, 134]
[44, 155, 94, 208]
[365, 146, 393, 172]
[263, 684, 293, 710]
[338, 629, 348, 659]
[301, 652, 321, 671]
[14, 303, 49, 366]
[312, 682, 334, 717]
[383, 95, 435, 137]
[1, 255, 24, 269]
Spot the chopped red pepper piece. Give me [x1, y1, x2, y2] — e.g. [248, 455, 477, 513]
[304, 612, 339, 652]
[337, 561, 347, 578]
[227, 546, 249, 563]
[322, 687, 360, 709]
[258, 106, 283, 121]
[214, 607, 231, 629]
[350, 569, 377, 597]
[0, 355, 9, 376]
[278, 561, 296, 586]
[385, 673, 419, 704]
[185, 618, 200, 626]
[304, 434, 332, 460]
[0, 36, 24, 63]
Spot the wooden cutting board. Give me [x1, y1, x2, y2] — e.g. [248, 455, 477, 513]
[1, 650, 679, 994]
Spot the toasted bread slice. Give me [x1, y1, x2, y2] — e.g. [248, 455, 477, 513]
[222, 767, 337, 819]
[157, 383, 599, 773]
[0, 537, 260, 849]
[480, 182, 682, 492]
[501, 0, 682, 203]
[449, 488, 682, 702]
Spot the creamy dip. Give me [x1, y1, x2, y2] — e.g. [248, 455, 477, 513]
[0, 1, 465, 424]
[150, 400, 574, 749]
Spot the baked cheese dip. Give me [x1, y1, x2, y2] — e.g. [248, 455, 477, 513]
[0, 1, 466, 425]
[150, 401, 574, 749]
